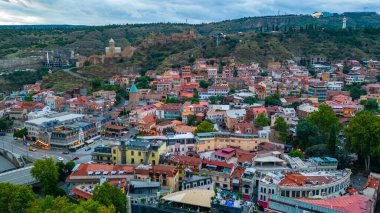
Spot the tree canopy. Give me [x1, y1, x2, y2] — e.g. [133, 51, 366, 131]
[31, 158, 59, 195]
[345, 111, 380, 171]
[92, 182, 126, 213]
[194, 120, 216, 135]
[307, 105, 339, 143]
[274, 117, 288, 143]
[264, 94, 282, 106]
[255, 113, 270, 127]
[199, 80, 212, 89]
[243, 96, 258, 105]
[0, 183, 36, 213]
[295, 119, 322, 149]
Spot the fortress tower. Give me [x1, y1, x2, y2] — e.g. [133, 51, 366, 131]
[128, 84, 139, 111]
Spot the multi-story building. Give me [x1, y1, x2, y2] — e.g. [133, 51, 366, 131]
[65, 163, 135, 191]
[156, 103, 182, 120]
[206, 109, 226, 124]
[196, 132, 269, 153]
[224, 109, 247, 131]
[257, 169, 351, 206]
[138, 133, 197, 156]
[207, 85, 229, 96]
[24, 112, 86, 149]
[308, 83, 327, 102]
[112, 140, 166, 166]
[45, 96, 65, 111]
[167, 155, 203, 186]
[201, 159, 235, 190]
[135, 164, 179, 192]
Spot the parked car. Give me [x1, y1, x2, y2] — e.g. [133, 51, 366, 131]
[42, 154, 50, 159]
[62, 151, 69, 155]
[57, 157, 64, 161]
[71, 156, 79, 161]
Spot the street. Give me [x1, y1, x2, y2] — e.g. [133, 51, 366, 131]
[0, 127, 138, 165]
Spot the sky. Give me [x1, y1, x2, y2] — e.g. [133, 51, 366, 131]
[0, 0, 379, 25]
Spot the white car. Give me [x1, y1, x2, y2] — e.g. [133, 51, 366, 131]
[57, 157, 64, 161]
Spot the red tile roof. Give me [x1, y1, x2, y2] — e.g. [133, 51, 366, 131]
[231, 166, 245, 179]
[70, 188, 92, 200]
[70, 164, 135, 177]
[298, 195, 373, 213]
[202, 159, 234, 169]
[170, 155, 202, 167]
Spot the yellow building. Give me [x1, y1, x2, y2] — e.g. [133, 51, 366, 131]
[112, 140, 166, 166]
[196, 132, 269, 153]
[135, 164, 179, 192]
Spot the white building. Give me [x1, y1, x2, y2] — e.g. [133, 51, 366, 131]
[326, 81, 344, 91]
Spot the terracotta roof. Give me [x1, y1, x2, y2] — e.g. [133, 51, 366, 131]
[170, 155, 202, 167]
[231, 166, 245, 179]
[174, 125, 196, 132]
[70, 164, 135, 177]
[71, 187, 92, 200]
[202, 159, 234, 169]
[153, 165, 178, 177]
[298, 195, 373, 213]
[279, 173, 336, 187]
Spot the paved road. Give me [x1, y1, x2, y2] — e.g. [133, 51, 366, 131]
[0, 166, 35, 185]
[62, 68, 89, 80]
[0, 155, 15, 172]
[0, 128, 138, 165]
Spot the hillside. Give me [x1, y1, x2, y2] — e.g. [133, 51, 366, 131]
[0, 12, 380, 59]
[1, 12, 380, 92]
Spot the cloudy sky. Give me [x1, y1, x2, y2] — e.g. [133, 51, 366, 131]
[0, 0, 379, 25]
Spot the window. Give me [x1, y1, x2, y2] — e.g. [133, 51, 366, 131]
[113, 149, 116, 154]
[131, 151, 134, 156]
[186, 184, 190, 189]
[223, 184, 228, 189]
[131, 158, 134, 164]
[224, 177, 227, 182]
[152, 152, 155, 157]
[193, 183, 197, 187]
[200, 181, 204, 186]
[138, 152, 141, 156]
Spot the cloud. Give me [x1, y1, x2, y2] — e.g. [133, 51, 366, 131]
[0, 0, 379, 25]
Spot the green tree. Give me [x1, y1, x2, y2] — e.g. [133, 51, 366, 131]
[265, 95, 282, 106]
[13, 128, 28, 138]
[75, 199, 116, 213]
[255, 113, 270, 127]
[0, 183, 36, 212]
[274, 117, 288, 143]
[92, 182, 127, 213]
[343, 65, 351, 74]
[24, 94, 33, 102]
[135, 76, 153, 89]
[199, 80, 211, 89]
[288, 149, 304, 158]
[27, 195, 76, 213]
[344, 111, 380, 171]
[187, 114, 197, 126]
[360, 99, 379, 111]
[91, 78, 103, 90]
[31, 158, 59, 195]
[295, 120, 322, 149]
[350, 85, 367, 100]
[194, 121, 216, 135]
[307, 105, 339, 143]
[304, 144, 330, 158]
[0, 118, 12, 131]
[376, 75, 380, 82]
[260, 72, 268, 77]
[243, 96, 258, 105]
[328, 123, 337, 157]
